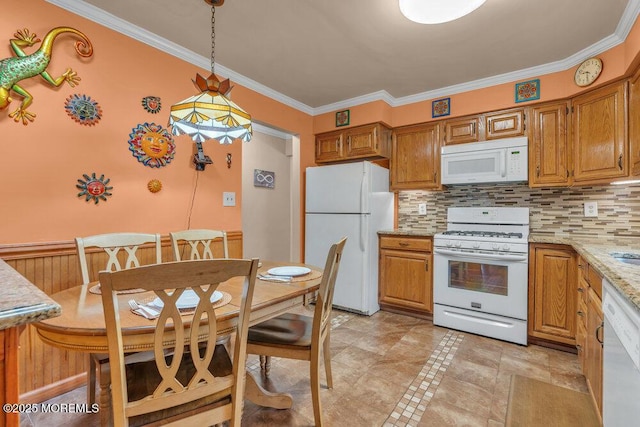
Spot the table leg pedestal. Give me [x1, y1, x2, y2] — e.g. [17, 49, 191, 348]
[244, 372, 292, 409]
[98, 364, 112, 427]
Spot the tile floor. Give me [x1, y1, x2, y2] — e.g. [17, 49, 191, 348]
[20, 308, 588, 426]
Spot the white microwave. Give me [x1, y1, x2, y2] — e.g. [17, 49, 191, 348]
[440, 137, 528, 185]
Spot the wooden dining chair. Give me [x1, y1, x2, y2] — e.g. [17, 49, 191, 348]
[246, 237, 347, 426]
[75, 232, 162, 406]
[99, 258, 259, 427]
[170, 229, 229, 261]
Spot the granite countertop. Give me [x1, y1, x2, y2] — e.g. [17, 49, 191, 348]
[529, 233, 640, 312]
[0, 259, 61, 330]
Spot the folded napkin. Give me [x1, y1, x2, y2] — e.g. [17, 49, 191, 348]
[130, 307, 158, 320]
[258, 274, 292, 283]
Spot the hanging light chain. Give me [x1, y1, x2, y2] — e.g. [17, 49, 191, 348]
[211, 4, 216, 74]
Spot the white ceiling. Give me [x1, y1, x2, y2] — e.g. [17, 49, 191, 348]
[48, 0, 638, 114]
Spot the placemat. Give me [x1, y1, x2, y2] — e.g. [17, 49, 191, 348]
[139, 291, 233, 316]
[505, 375, 600, 427]
[89, 283, 145, 295]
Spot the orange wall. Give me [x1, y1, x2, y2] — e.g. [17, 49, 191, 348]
[0, 0, 314, 245]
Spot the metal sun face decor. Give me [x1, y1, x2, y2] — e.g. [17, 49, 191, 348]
[76, 173, 113, 204]
[141, 96, 162, 114]
[128, 122, 176, 168]
[64, 93, 102, 125]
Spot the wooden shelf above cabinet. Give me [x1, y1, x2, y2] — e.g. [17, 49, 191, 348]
[315, 122, 391, 164]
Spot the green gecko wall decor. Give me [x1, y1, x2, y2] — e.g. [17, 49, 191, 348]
[0, 27, 93, 125]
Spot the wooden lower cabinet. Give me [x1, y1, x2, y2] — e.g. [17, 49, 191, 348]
[577, 256, 604, 418]
[528, 244, 577, 346]
[379, 235, 432, 317]
[585, 288, 604, 416]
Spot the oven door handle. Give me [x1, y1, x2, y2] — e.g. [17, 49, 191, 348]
[434, 248, 527, 262]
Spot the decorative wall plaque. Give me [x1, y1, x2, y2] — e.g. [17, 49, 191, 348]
[141, 96, 162, 114]
[254, 169, 275, 188]
[432, 97, 450, 118]
[65, 94, 102, 126]
[515, 79, 540, 103]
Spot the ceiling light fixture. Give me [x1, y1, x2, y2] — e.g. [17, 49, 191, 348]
[169, 0, 252, 171]
[399, 0, 486, 24]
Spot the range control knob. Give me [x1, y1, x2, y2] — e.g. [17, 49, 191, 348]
[502, 244, 511, 251]
[446, 240, 453, 247]
[472, 243, 481, 249]
[492, 243, 500, 250]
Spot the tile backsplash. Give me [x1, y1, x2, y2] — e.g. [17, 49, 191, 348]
[398, 183, 640, 237]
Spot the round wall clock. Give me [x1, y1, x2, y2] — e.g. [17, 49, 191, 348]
[574, 57, 603, 87]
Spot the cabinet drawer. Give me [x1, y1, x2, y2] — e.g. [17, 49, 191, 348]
[587, 265, 602, 299]
[380, 236, 432, 252]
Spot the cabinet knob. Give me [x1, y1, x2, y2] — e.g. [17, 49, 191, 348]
[577, 310, 585, 317]
[577, 287, 584, 293]
[618, 154, 623, 170]
[425, 260, 429, 271]
[398, 242, 409, 247]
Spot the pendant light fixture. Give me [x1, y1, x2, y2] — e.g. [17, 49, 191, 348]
[169, 0, 252, 171]
[399, 0, 486, 24]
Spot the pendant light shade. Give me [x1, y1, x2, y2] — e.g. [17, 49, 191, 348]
[169, 73, 252, 145]
[399, 0, 486, 24]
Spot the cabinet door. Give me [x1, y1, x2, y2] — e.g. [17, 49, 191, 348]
[315, 130, 343, 163]
[529, 245, 577, 345]
[379, 248, 432, 312]
[344, 123, 380, 158]
[572, 82, 628, 183]
[529, 102, 571, 187]
[391, 123, 440, 190]
[629, 69, 640, 176]
[443, 115, 482, 145]
[586, 289, 603, 416]
[485, 108, 525, 140]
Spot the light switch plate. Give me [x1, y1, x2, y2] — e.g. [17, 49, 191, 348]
[584, 201, 598, 217]
[222, 192, 236, 207]
[418, 203, 427, 215]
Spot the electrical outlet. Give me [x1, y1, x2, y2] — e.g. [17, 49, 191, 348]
[222, 192, 236, 207]
[418, 203, 427, 215]
[584, 201, 598, 217]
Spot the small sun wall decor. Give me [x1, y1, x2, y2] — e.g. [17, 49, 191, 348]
[147, 179, 162, 193]
[65, 94, 102, 125]
[77, 173, 112, 204]
[128, 122, 176, 168]
[141, 96, 161, 114]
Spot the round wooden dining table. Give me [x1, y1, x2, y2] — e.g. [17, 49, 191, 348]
[33, 260, 323, 426]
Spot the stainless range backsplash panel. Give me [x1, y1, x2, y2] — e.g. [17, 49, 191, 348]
[398, 183, 640, 238]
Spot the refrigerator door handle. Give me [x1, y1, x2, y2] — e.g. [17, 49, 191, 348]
[360, 170, 367, 213]
[360, 214, 367, 252]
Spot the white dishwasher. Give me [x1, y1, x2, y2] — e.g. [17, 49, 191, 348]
[602, 279, 640, 426]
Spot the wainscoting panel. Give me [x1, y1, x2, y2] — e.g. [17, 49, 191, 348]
[0, 231, 242, 402]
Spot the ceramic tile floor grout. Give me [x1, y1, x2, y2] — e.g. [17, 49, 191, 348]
[20, 308, 588, 426]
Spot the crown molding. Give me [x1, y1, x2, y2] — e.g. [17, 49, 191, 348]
[46, 0, 640, 116]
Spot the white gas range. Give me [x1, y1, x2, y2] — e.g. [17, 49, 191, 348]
[433, 207, 530, 345]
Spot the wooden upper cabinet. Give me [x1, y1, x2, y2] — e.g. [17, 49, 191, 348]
[443, 108, 525, 145]
[572, 81, 628, 184]
[443, 115, 481, 145]
[315, 130, 343, 163]
[529, 101, 571, 187]
[629, 69, 640, 176]
[485, 108, 526, 140]
[391, 123, 441, 190]
[315, 123, 391, 164]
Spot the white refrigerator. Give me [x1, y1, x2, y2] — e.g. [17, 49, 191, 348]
[305, 161, 394, 315]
